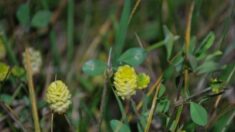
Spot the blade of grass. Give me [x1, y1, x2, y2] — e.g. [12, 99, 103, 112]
[50, 29, 61, 66]
[25, 48, 41, 132]
[112, 87, 128, 123]
[172, 2, 194, 131]
[0, 103, 27, 132]
[67, 0, 74, 62]
[0, 33, 18, 65]
[184, 1, 194, 97]
[136, 74, 163, 111]
[146, 40, 165, 52]
[98, 48, 112, 131]
[113, 0, 131, 60]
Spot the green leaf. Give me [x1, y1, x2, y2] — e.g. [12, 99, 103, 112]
[118, 48, 147, 66]
[163, 64, 175, 80]
[82, 59, 106, 76]
[163, 26, 179, 60]
[16, 3, 30, 27]
[11, 66, 25, 77]
[158, 84, 166, 98]
[156, 98, 170, 113]
[0, 62, 10, 81]
[190, 102, 208, 126]
[205, 50, 223, 61]
[196, 32, 215, 59]
[188, 54, 198, 72]
[196, 61, 218, 74]
[31, 10, 52, 28]
[110, 120, 131, 132]
[0, 94, 12, 105]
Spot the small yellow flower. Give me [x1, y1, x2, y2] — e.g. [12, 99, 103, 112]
[22, 48, 42, 74]
[0, 62, 10, 81]
[114, 65, 137, 100]
[136, 73, 150, 90]
[45, 80, 71, 114]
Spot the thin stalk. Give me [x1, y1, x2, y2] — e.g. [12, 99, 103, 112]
[146, 40, 165, 52]
[25, 48, 41, 132]
[51, 113, 54, 132]
[222, 111, 235, 132]
[184, 1, 194, 97]
[98, 72, 109, 131]
[98, 48, 112, 131]
[128, 0, 141, 24]
[171, 105, 184, 131]
[130, 99, 144, 131]
[64, 114, 74, 131]
[144, 75, 162, 132]
[173, 2, 194, 131]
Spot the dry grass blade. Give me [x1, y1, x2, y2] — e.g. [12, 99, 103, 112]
[144, 75, 162, 132]
[128, 0, 141, 24]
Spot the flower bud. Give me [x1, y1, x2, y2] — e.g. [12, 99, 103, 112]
[45, 80, 71, 114]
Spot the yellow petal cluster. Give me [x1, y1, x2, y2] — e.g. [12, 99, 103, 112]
[114, 65, 137, 100]
[136, 73, 150, 90]
[22, 48, 42, 74]
[45, 80, 71, 114]
[114, 65, 151, 100]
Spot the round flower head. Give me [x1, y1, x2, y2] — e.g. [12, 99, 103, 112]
[114, 65, 137, 100]
[45, 80, 71, 114]
[136, 73, 150, 90]
[22, 48, 42, 74]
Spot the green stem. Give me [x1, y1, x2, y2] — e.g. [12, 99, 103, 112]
[171, 104, 184, 131]
[146, 40, 165, 52]
[51, 113, 54, 132]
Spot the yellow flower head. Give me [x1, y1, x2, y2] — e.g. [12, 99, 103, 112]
[45, 80, 71, 114]
[136, 73, 150, 90]
[114, 65, 137, 100]
[0, 62, 10, 81]
[22, 48, 42, 74]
